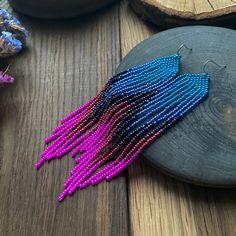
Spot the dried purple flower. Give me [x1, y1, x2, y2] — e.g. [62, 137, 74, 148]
[0, 9, 28, 57]
[0, 70, 14, 86]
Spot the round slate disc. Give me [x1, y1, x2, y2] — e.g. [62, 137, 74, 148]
[116, 26, 236, 187]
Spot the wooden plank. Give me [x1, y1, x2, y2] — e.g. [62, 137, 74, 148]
[119, 1, 236, 235]
[0, 3, 129, 236]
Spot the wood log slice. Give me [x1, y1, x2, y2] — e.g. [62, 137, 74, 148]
[130, 0, 236, 28]
[7, 0, 116, 19]
[116, 26, 236, 187]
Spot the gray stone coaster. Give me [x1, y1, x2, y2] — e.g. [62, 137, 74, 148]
[116, 26, 236, 187]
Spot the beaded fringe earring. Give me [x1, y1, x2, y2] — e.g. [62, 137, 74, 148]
[36, 45, 210, 202]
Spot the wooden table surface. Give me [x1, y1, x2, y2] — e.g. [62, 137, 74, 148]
[0, 1, 236, 235]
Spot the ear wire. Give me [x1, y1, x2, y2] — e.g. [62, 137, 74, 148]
[203, 59, 226, 73]
[177, 44, 192, 56]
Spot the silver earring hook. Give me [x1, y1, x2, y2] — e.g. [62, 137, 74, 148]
[177, 44, 192, 55]
[203, 59, 226, 73]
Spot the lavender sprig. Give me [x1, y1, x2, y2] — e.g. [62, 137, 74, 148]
[0, 9, 28, 57]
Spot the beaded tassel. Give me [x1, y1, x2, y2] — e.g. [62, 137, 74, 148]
[36, 54, 209, 202]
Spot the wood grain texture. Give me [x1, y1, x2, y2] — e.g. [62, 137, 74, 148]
[0, 3, 129, 236]
[119, 1, 236, 235]
[129, 0, 236, 28]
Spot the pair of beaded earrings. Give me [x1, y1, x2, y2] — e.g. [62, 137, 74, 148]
[36, 44, 225, 202]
